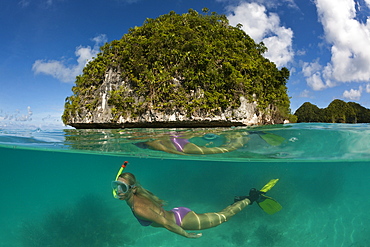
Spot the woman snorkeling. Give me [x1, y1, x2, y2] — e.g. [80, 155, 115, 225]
[112, 172, 281, 238]
[135, 130, 285, 155]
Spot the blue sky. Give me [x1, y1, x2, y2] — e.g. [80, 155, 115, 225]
[1, 0, 370, 128]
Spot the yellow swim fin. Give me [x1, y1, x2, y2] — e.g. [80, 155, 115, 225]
[257, 179, 282, 215]
[257, 195, 282, 215]
[260, 179, 279, 193]
[259, 132, 285, 146]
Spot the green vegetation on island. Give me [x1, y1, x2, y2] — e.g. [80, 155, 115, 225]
[62, 8, 293, 126]
[294, 99, 370, 123]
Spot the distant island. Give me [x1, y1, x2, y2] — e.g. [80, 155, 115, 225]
[294, 99, 370, 123]
[62, 9, 295, 129]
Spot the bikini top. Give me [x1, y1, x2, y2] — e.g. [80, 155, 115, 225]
[131, 204, 167, 226]
[131, 199, 153, 226]
[132, 210, 153, 226]
[131, 195, 166, 226]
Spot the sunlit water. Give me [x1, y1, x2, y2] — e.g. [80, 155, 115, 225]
[0, 123, 369, 247]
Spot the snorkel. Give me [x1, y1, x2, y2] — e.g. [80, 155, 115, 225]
[112, 161, 129, 198]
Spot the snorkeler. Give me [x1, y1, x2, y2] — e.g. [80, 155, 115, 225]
[135, 130, 285, 155]
[112, 172, 281, 238]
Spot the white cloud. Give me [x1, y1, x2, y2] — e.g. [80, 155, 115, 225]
[0, 106, 33, 122]
[366, 83, 370, 93]
[218, 0, 298, 9]
[365, 0, 370, 8]
[314, 0, 370, 82]
[32, 34, 107, 83]
[307, 72, 326, 91]
[296, 49, 306, 56]
[18, 0, 30, 8]
[302, 60, 321, 77]
[0, 107, 67, 129]
[299, 89, 311, 98]
[46, 0, 53, 7]
[226, 2, 294, 67]
[302, 60, 335, 90]
[342, 86, 363, 100]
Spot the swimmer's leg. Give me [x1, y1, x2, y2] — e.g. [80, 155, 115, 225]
[181, 198, 250, 230]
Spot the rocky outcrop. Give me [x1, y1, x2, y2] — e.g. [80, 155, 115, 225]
[62, 10, 292, 129]
[65, 70, 284, 129]
[68, 98, 277, 129]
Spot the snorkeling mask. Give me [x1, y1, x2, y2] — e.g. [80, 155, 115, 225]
[112, 161, 130, 199]
[111, 181, 134, 198]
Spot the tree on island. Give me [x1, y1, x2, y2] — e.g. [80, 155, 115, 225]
[62, 8, 295, 127]
[294, 99, 370, 123]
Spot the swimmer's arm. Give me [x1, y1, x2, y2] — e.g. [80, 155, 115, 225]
[134, 207, 202, 238]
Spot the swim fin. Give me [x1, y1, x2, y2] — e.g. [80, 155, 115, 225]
[259, 132, 285, 146]
[257, 179, 282, 215]
[234, 179, 282, 214]
[260, 179, 279, 193]
[257, 195, 282, 215]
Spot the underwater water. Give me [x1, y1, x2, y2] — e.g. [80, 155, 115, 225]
[0, 123, 369, 247]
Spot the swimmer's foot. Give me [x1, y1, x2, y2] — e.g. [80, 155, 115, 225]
[234, 188, 265, 204]
[234, 195, 248, 202]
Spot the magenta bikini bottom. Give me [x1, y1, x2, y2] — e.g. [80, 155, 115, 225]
[170, 207, 192, 226]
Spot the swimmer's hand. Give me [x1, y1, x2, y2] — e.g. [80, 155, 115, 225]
[187, 232, 202, 238]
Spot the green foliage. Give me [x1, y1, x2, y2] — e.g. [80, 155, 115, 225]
[294, 99, 370, 123]
[348, 102, 370, 122]
[289, 114, 298, 123]
[294, 102, 323, 122]
[62, 95, 81, 124]
[325, 99, 356, 123]
[63, 9, 291, 124]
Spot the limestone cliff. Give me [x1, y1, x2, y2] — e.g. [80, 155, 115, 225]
[65, 69, 284, 129]
[62, 9, 290, 128]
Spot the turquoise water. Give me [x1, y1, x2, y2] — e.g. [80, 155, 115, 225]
[0, 123, 369, 247]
